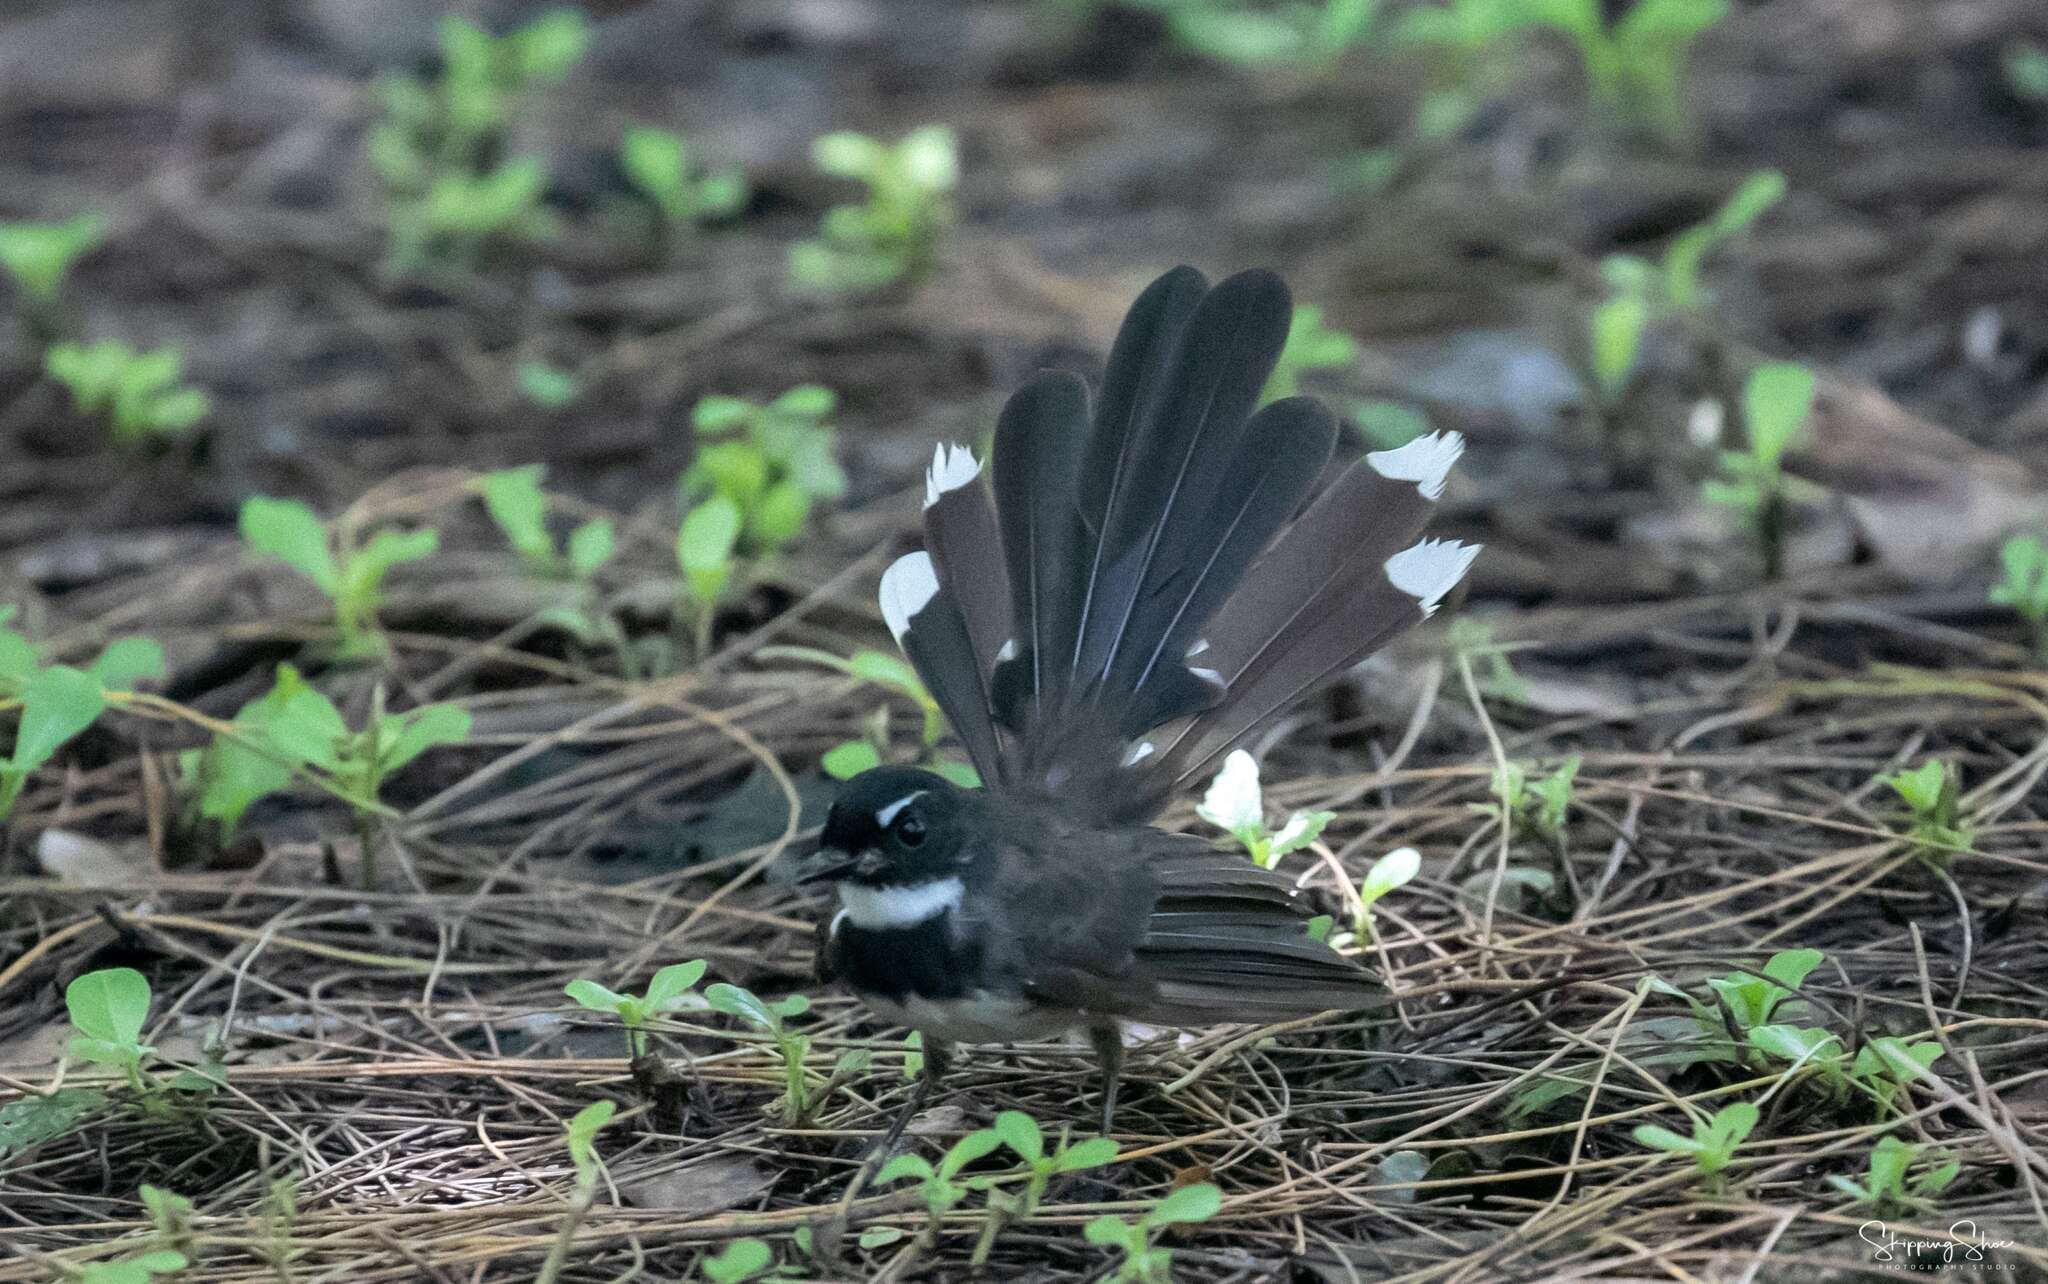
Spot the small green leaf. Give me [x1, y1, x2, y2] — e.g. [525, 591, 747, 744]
[679, 496, 742, 607]
[7, 665, 106, 774]
[876, 1153, 934, 1186]
[1055, 1136, 1120, 1172]
[1360, 846, 1421, 908]
[856, 1225, 905, 1249]
[822, 740, 881, 780]
[565, 1099, 615, 1181]
[65, 967, 151, 1047]
[1632, 1123, 1701, 1155]
[701, 1237, 772, 1283]
[240, 497, 338, 596]
[1743, 363, 1816, 467]
[1147, 1181, 1222, 1227]
[644, 960, 707, 1011]
[704, 982, 778, 1033]
[567, 519, 614, 579]
[1591, 293, 1648, 397]
[564, 979, 630, 1014]
[992, 1110, 1043, 1164]
[692, 395, 753, 435]
[86, 638, 165, 689]
[939, 1127, 1002, 1179]
[481, 466, 555, 568]
[517, 362, 580, 409]
[378, 703, 470, 774]
[0, 1087, 104, 1157]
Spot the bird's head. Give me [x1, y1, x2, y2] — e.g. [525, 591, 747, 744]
[793, 766, 974, 926]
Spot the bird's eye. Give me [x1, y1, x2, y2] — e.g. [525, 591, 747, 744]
[893, 812, 927, 847]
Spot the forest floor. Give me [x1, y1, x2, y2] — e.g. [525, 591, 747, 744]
[3, 1, 2048, 1280]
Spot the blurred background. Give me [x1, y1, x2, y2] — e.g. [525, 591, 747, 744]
[3, 0, 2046, 608]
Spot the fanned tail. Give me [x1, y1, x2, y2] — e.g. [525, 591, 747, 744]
[876, 266, 1480, 822]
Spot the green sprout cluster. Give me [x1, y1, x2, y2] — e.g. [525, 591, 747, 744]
[1196, 749, 1334, 870]
[677, 386, 846, 643]
[706, 984, 859, 1126]
[564, 960, 707, 1059]
[620, 125, 749, 251]
[1631, 1100, 1755, 1193]
[368, 10, 589, 275]
[239, 496, 439, 658]
[180, 664, 471, 886]
[789, 126, 958, 295]
[1082, 1183, 1223, 1283]
[46, 340, 210, 446]
[1591, 170, 1786, 402]
[878, 1110, 1121, 1267]
[1881, 761, 1974, 867]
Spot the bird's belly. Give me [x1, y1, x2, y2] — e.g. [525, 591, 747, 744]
[855, 989, 1080, 1044]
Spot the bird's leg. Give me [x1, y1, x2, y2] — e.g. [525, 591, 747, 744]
[873, 1035, 952, 1158]
[1088, 1022, 1123, 1136]
[818, 1037, 955, 1262]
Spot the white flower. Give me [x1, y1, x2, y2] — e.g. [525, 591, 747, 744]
[1196, 749, 1264, 839]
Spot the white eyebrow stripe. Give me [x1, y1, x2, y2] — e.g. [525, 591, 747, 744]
[875, 791, 927, 827]
[838, 877, 963, 929]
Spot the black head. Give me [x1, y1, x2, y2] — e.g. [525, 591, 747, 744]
[796, 766, 970, 888]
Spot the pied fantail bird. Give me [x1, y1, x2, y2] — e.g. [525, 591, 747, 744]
[793, 265, 1479, 1137]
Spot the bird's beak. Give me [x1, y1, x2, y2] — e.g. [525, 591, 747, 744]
[790, 843, 859, 886]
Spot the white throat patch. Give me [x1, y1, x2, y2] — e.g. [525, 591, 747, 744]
[838, 877, 963, 929]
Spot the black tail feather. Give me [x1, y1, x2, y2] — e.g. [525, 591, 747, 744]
[877, 266, 1479, 823]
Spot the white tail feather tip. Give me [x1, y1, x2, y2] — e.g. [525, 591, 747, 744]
[1366, 430, 1465, 501]
[1384, 538, 1480, 617]
[879, 552, 941, 642]
[922, 442, 982, 509]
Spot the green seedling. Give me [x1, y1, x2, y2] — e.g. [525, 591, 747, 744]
[0, 212, 106, 339]
[1197, 749, 1333, 869]
[706, 984, 838, 1124]
[1470, 756, 1579, 851]
[1702, 362, 1819, 580]
[1083, 1182, 1224, 1284]
[1989, 534, 2048, 657]
[1882, 761, 1973, 866]
[969, 1110, 1121, 1266]
[517, 361, 580, 410]
[686, 386, 846, 556]
[564, 960, 707, 1058]
[1262, 304, 1359, 403]
[677, 495, 742, 651]
[46, 340, 209, 445]
[1353, 845, 1420, 941]
[878, 1127, 1005, 1221]
[180, 665, 469, 883]
[75, 1252, 189, 1284]
[768, 646, 978, 787]
[565, 1099, 615, 1187]
[1146, 0, 1379, 74]
[1632, 1099, 1756, 1192]
[2004, 39, 2048, 101]
[65, 968, 156, 1094]
[479, 466, 615, 581]
[139, 1184, 196, 1256]
[789, 126, 956, 295]
[699, 1239, 773, 1284]
[1519, 0, 1728, 142]
[620, 125, 748, 249]
[369, 10, 587, 274]
[239, 496, 439, 657]
[1827, 1134, 1961, 1215]
[1590, 171, 1785, 400]
[535, 1100, 615, 1284]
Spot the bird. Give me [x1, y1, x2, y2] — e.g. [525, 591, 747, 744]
[793, 264, 1479, 1142]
